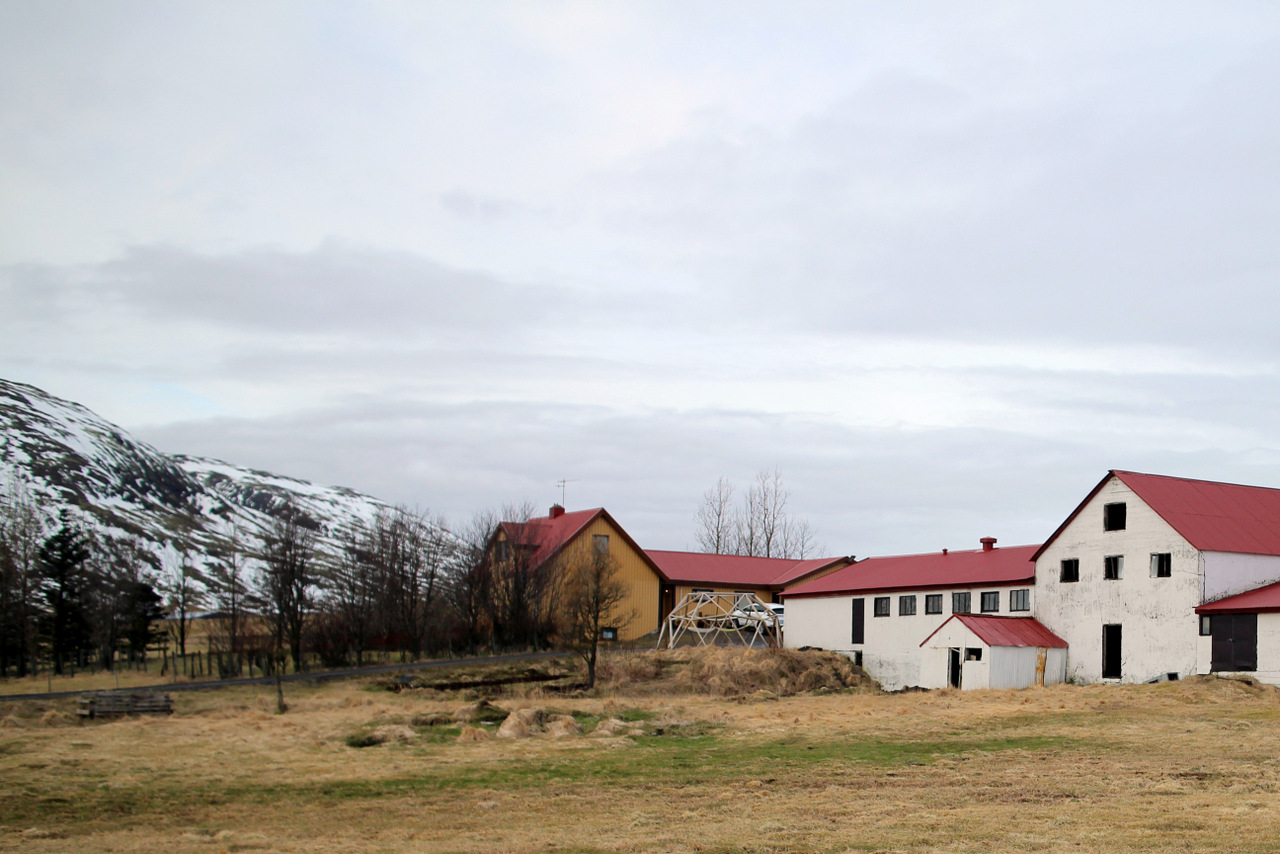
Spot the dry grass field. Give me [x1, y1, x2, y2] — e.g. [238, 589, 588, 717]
[3, 649, 1280, 853]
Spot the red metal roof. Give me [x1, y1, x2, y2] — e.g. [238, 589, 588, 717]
[498, 507, 666, 579]
[1034, 470, 1280, 561]
[644, 550, 847, 588]
[920, 614, 1067, 649]
[1196, 580, 1280, 614]
[1115, 471, 1280, 556]
[783, 543, 1038, 598]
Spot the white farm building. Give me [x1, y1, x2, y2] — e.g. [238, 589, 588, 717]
[784, 470, 1280, 691]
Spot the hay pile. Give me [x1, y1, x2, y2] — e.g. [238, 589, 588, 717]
[596, 647, 873, 697]
[495, 707, 581, 739]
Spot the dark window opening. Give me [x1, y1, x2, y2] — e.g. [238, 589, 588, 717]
[948, 648, 962, 688]
[851, 598, 865, 644]
[852, 651, 863, 667]
[1010, 589, 1030, 612]
[965, 647, 982, 662]
[1060, 558, 1079, 583]
[1210, 613, 1257, 672]
[980, 592, 999, 613]
[1104, 555, 1124, 580]
[1150, 553, 1172, 578]
[925, 594, 943, 615]
[952, 592, 971, 614]
[874, 596, 891, 617]
[1104, 502, 1127, 531]
[1102, 624, 1122, 679]
[899, 595, 916, 616]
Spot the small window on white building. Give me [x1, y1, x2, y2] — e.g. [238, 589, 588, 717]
[952, 592, 971, 614]
[1150, 553, 1172, 578]
[925, 594, 943, 614]
[1104, 502, 1127, 531]
[1200, 615, 1212, 636]
[1010, 589, 1030, 612]
[1060, 558, 1079, 583]
[1105, 555, 1124, 580]
[874, 596, 891, 617]
[899, 595, 916, 616]
[980, 592, 999, 613]
[965, 648, 983, 661]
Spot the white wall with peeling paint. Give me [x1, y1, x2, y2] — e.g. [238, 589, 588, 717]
[1033, 476, 1201, 684]
[784, 583, 1034, 691]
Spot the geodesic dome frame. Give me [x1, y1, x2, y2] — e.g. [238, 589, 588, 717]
[655, 590, 781, 649]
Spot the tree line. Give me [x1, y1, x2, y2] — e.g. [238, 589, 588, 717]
[0, 485, 629, 684]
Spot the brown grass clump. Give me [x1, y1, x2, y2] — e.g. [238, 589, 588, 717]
[597, 647, 871, 697]
[455, 725, 490, 742]
[38, 709, 73, 727]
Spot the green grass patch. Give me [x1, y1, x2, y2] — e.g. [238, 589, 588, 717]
[0, 730, 1084, 828]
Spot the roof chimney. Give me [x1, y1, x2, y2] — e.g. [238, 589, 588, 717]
[549, 504, 565, 519]
[980, 537, 997, 552]
[942, 548, 948, 556]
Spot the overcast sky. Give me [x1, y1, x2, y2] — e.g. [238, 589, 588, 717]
[5, 1, 1280, 556]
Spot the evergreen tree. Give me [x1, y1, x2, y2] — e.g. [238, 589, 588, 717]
[39, 522, 92, 674]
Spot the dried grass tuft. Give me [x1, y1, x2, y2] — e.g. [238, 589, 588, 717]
[456, 725, 490, 742]
[595, 647, 871, 698]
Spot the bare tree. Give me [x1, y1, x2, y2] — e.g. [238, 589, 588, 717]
[0, 481, 44, 677]
[445, 510, 499, 653]
[695, 477, 735, 554]
[161, 546, 206, 675]
[695, 469, 823, 559]
[206, 526, 253, 677]
[259, 505, 319, 711]
[557, 540, 635, 690]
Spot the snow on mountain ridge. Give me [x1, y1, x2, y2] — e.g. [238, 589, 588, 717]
[0, 378, 404, 574]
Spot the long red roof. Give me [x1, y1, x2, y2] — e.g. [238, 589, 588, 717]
[1196, 580, 1280, 614]
[645, 550, 847, 587]
[783, 543, 1038, 598]
[1034, 470, 1280, 560]
[920, 614, 1067, 649]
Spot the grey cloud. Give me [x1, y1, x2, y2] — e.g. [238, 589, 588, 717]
[131, 382, 1280, 559]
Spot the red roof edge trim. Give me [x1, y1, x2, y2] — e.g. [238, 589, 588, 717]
[1031, 471, 1118, 562]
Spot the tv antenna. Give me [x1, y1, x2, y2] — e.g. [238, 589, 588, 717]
[555, 478, 579, 506]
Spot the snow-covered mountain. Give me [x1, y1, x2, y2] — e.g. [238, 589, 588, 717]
[0, 377, 395, 572]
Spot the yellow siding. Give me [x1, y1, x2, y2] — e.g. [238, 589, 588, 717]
[674, 584, 774, 605]
[577, 517, 663, 641]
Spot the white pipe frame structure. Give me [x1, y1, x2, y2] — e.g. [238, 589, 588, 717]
[655, 591, 782, 649]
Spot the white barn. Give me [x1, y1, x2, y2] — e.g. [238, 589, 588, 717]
[1033, 470, 1280, 685]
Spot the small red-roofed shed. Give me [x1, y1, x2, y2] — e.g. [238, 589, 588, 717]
[918, 614, 1068, 690]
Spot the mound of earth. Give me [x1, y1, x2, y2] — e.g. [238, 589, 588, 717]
[596, 647, 874, 697]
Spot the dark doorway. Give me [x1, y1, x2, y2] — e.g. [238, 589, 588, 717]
[1210, 613, 1257, 672]
[948, 648, 962, 688]
[1102, 624, 1122, 679]
[851, 598, 865, 644]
